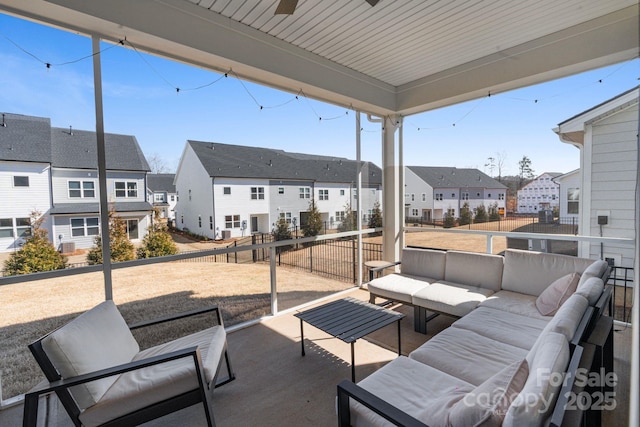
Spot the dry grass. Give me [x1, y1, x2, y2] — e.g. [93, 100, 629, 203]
[0, 261, 351, 399]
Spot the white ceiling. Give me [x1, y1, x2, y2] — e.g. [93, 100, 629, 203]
[0, 0, 638, 116]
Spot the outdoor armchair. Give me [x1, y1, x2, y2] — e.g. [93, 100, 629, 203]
[23, 301, 234, 427]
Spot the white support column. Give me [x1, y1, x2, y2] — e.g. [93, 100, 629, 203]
[356, 111, 363, 287]
[91, 35, 113, 300]
[381, 116, 401, 264]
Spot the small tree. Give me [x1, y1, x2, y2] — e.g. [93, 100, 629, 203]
[272, 217, 292, 253]
[302, 199, 323, 237]
[458, 202, 473, 226]
[137, 209, 179, 258]
[474, 204, 488, 223]
[3, 211, 67, 276]
[368, 201, 383, 229]
[338, 203, 357, 232]
[87, 207, 135, 264]
[443, 210, 456, 228]
[488, 202, 501, 222]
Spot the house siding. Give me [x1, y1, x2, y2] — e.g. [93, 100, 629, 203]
[0, 161, 52, 251]
[587, 105, 638, 268]
[174, 145, 214, 237]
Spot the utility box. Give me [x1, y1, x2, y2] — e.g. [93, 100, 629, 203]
[538, 209, 553, 224]
[221, 230, 231, 240]
[61, 242, 75, 254]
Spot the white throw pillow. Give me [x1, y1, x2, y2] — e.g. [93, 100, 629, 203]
[448, 359, 529, 427]
[535, 272, 580, 316]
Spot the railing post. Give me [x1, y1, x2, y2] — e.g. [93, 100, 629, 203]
[252, 234, 256, 262]
[270, 246, 277, 315]
[352, 238, 357, 283]
[486, 234, 493, 254]
[234, 241, 238, 263]
[309, 242, 313, 273]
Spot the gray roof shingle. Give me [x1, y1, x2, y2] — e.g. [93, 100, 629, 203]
[408, 166, 507, 189]
[51, 128, 150, 171]
[0, 113, 52, 163]
[147, 173, 176, 193]
[188, 141, 382, 184]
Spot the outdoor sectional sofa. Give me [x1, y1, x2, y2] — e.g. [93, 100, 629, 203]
[337, 248, 611, 427]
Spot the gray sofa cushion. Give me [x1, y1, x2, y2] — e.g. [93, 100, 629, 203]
[501, 249, 597, 296]
[350, 356, 473, 427]
[479, 290, 550, 321]
[444, 251, 504, 292]
[577, 259, 608, 287]
[401, 247, 446, 279]
[576, 276, 605, 306]
[367, 274, 431, 303]
[409, 327, 527, 386]
[412, 281, 494, 317]
[451, 307, 548, 350]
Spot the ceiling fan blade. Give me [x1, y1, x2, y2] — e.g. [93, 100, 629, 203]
[365, 0, 380, 6]
[275, 0, 298, 15]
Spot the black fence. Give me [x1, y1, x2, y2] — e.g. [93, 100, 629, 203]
[405, 215, 579, 235]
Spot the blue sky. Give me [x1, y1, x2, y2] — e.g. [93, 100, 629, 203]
[0, 12, 638, 176]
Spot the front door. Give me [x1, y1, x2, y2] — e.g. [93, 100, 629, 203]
[251, 216, 258, 233]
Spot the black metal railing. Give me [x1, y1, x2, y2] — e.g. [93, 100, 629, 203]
[405, 215, 579, 235]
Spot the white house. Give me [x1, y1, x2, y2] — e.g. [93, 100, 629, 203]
[555, 86, 638, 269]
[516, 172, 562, 214]
[0, 113, 153, 253]
[404, 166, 507, 221]
[554, 169, 581, 221]
[147, 173, 177, 223]
[174, 141, 382, 239]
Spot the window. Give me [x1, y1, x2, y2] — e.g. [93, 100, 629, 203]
[567, 188, 580, 214]
[198, 215, 202, 227]
[451, 193, 455, 198]
[476, 193, 481, 197]
[71, 217, 99, 237]
[210, 216, 213, 230]
[335, 211, 345, 221]
[0, 218, 13, 238]
[279, 212, 292, 224]
[278, 187, 284, 194]
[462, 192, 469, 200]
[435, 193, 443, 201]
[411, 209, 419, 216]
[411, 194, 415, 201]
[498, 193, 505, 200]
[170, 195, 175, 201]
[126, 219, 139, 239]
[13, 176, 29, 187]
[223, 187, 231, 195]
[299, 187, 310, 199]
[488, 193, 492, 198]
[115, 181, 138, 198]
[68, 181, 81, 198]
[154, 193, 166, 202]
[319, 189, 329, 200]
[251, 187, 265, 200]
[16, 217, 30, 238]
[421, 193, 426, 202]
[225, 215, 241, 228]
[447, 208, 455, 216]
[340, 189, 345, 196]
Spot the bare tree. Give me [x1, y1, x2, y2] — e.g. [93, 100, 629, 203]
[495, 151, 507, 183]
[146, 153, 171, 174]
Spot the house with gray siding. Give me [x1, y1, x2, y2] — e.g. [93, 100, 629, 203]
[555, 86, 638, 269]
[0, 112, 152, 253]
[174, 141, 382, 239]
[404, 166, 507, 221]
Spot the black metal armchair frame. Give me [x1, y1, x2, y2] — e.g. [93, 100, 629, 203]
[23, 305, 235, 427]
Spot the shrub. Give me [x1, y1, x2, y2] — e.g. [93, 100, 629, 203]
[474, 204, 488, 223]
[338, 203, 357, 232]
[3, 211, 67, 276]
[302, 199, 323, 237]
[488, 202, 501, 222]
[137, 229, 178, 258]
[368, 201, 383, 229]
[443, 211, 457, 228]
[272, 217, 293, 253]
[87, 208, 135, 264]
[458, 202, 473, 226]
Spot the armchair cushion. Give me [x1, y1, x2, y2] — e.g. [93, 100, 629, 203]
[41, 300, 139, 409]
[535, 272, 580, 316]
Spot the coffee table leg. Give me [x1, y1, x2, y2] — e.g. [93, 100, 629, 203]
[351, 342, 356, 382]
[300, 318, 305, 356]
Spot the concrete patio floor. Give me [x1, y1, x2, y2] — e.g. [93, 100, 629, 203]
[1, 288, 631, 426]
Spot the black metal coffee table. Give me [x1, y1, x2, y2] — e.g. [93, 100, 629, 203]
[295, 297, 405, 382]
